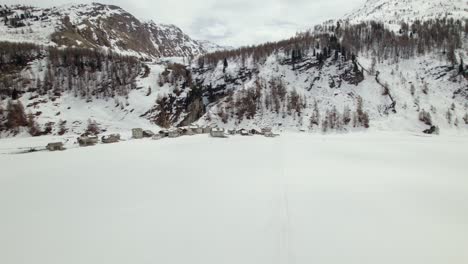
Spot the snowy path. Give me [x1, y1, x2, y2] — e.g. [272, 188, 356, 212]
[1, 133, 468, 264]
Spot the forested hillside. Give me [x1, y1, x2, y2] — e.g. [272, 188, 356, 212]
[0, 1, 467, 137]
[147, 19, 467, 132]
[0, 42, 142, 135]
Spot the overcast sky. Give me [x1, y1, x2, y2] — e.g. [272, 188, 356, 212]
[4, 0, 366, 46]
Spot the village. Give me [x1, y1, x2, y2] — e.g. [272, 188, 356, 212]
[45, 126, 279, 152]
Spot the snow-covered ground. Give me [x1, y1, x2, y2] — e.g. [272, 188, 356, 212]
[1, 132, 468, 264]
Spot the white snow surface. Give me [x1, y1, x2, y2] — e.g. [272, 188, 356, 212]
[1, 132, 468, 264]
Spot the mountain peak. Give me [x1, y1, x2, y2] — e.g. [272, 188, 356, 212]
[345, 0, 467, 23]
[0, 3, 207, 58]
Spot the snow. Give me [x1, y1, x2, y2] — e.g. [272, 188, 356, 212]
[1, 132, 468, 264]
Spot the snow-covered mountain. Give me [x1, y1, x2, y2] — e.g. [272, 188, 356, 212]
[0, 0, 467, 137]
[0, 3, 208, 58]
[197, 40, 234, 53]
[145, 0, 468, 133]
[152, 42, 466, 133]
[344, 0, 467, 24]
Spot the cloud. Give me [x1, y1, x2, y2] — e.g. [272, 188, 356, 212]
[3, 0, 366, 46]
[191, 17, 232, 41]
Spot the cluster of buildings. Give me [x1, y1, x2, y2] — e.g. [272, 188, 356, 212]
[45, 126, 278, 152]
[132, 126, 220, 139]
[46, 133, 118, 152]
[132, 126, 277, 140]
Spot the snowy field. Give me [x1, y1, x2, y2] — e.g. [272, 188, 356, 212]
[1, 133, 468, 264]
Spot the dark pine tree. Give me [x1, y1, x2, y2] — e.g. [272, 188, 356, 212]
[460, 58, 465, 74]
[223, 58, 228, 73]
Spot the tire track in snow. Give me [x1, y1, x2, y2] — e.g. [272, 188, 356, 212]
[278, 136, 295, 264]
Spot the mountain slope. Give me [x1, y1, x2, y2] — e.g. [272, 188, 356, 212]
[147, 17, 468, 133]
[0, 1, 467, 137]
[0, 3, 207, 58]
[180, 48, 467, 133]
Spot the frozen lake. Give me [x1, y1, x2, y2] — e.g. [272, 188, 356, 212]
[1, 133, 468, 264]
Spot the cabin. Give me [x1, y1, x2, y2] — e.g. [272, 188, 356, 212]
[210, 128, 226, 138]
[190, 126, 203, 134]
[423, 126, 439, 135]
[250, 129, 262, 135]
[102, 134, 120, 144]
[168, 129, 180, 138]
[152, 134, 163, 140]
[239, 129, 251, 136]
[143, 130, 155, 138]
[158, 129, 169, 138]
[261, 127, 272, 134]
[132, 128, 144, 139]
[184, 129, 195, 136]
[202, 126, 212, 134]
[46, 142, 65, 151]
[177, 127, 194, 136]
[77, 134, 99, 146]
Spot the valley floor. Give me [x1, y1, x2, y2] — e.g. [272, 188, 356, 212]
[1, 132, 468, 264]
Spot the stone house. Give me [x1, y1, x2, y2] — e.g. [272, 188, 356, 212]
[202, 126, 212, 134]
[261, 127, 272, 134]
[250, 129, 262, 135]
[102, 134, 121, 144]
[190, 126, 203, 134]
[132, 128, 144, 139]
[177, 127, 194, 136]
[77, 134, 99, 146]
[168, 129, 180, 138]
[184, 129, 195, 136]
[210, 128, 226, 138]
[143, 130, 155, 138]
[158, 129, 169, 138]
[46, 142, 65, 151]
[152, 134, 163, 140]
[239, 129, 251, 136]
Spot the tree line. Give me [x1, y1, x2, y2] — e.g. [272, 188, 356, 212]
[209, 77, 370, 131]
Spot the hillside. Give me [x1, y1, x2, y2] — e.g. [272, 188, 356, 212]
[148, 18, 468, 133]
[0, 0, 467, 137]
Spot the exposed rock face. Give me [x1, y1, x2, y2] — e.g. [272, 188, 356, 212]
[143, 22, 207, 58]
[178, 89, 206, 127]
